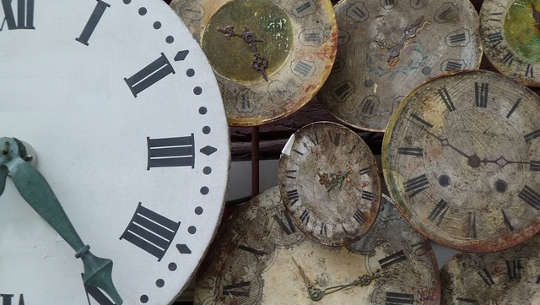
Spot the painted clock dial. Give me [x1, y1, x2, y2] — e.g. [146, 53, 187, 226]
[0, 0, 229, 304]
[194, 188, 440, 305]
[441, 234, 540, 305]
[319, 0, 483, 132]
[382, 70, 540, 252]
[170, 0, 338, 126]
[278, 122, 381, 246]
[480, 0, 540, 87]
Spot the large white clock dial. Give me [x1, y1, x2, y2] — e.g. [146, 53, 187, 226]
[0, 1, 230, 305]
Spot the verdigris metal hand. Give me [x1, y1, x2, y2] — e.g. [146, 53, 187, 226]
[0, 137, 123, 305]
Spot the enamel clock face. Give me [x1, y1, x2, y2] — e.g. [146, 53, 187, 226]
[480, 0, 540, 87]
[383, 70, 540, 252]
[171, 0, 338, 126]
[441, 234, 540, 305]
[0, 1, 230, 304]
[319, 0, 483, 132]
[194, 189, 440, 305]
[278, 122, 381, 246]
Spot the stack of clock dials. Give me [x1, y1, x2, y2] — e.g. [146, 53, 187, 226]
[170, 0, 539, 304]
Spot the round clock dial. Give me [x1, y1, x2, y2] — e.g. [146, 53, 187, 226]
[171, 0, 338, 126]
[441, 234, 540, 305]
[278, 122, 381, 246]
[194, 188, 440, 305]
[0, 1, 229, 305]
[480, 0, 540, 87]
[382, 70, 540, 252]
[319, 0, 483, 132]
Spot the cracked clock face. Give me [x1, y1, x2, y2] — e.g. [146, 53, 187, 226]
[382, 70, 540, 252]
[171, 0, 338, 126]
[278, 122, 381, 246]
[319, 0, 483, 132]
[0, 1, 229, 304]
[480, 0, 540, 87]
[194, 188, 440, 305]
[441, 234, 540, 305]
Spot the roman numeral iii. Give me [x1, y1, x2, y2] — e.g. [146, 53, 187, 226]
[147, 135, 195, 170]
[1, 0, 34, 30]
[76, 0, 111, 46]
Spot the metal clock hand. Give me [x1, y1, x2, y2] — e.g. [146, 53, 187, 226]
[0, 138, 123, 305]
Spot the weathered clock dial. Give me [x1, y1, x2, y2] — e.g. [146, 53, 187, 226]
[0, 1, 230, 304]
[278, 122, 381, 246]
[194, 188, 440, 305]
[383, 70, 540, 252]
[441, 234, 540, 305]
[171, 0, 338, 126]
[319, 0, 483, 132]
[480, 0, 540, 87]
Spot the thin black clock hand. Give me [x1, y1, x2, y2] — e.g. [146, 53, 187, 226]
[314, 272, 382, 300]
[0, 138, 123, 305]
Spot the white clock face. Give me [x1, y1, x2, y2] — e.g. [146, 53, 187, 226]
[0, 1, 230, 305]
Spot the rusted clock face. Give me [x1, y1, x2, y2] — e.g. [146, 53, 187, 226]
[278, 122, 381, 246]
[383, 70, 540, 252]
[319, 0, 483, 132]
[171, 0, 338, 126]
[194, 188, 441, 305]
[480, 0, 540, 87]
[441, 234, 540, 305]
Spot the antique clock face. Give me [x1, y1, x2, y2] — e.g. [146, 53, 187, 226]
[171, 0, 338, 126]
[194, 188, 440, 305]
[319, 0, 483, 132]
[278, 122, 381, 246]
[383, 70, 540, 252]
[0, 1, 230, 305]
[441, 234, 540, 305]
[480, 0, 540, 87]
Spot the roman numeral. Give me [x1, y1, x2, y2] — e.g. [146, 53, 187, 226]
[446, 29, 470, 47]
[379, 250, 407, 268]
[328, 131, 341, 146]
[531, 161, 540, 171]
[506, 98, 522, 118]
[456, 297, 479, 303]
[76, 0, 111, 46]
[361, 96, 377, 114]
[438, 87, 456, 112]
[525, 64, 534, 78]
[468, 212, 477, 239]
[0, 294, 25, 305]
[238, 245, 266, 256]
[222, 281, 250, 297]
[525, 129, 540, 142]
[1, 0, 34, 30]
[502, 52, 514, 65]
[292, 149, 304, 156]
[487, 11, 504, 22]
[448, 32, 466, 44]
[147, 135, 195, 170]
[124, 53, 175, 98]
[519, 186, 540, 210]
[506, 260, 523, 280]
[293, 60, 314, 78]
[444, 59, 464, 72]
[398, 147, 423, 157]
[286, 189, 299, 206]
[404, 174, 430, 197]
[411, 113, 434, 128]
[320, 223, 328, 236]
[348, 3, 368, 22]
[478, 268, 495, 286]
[487, 32, 503, 47]
[299, 210, 310, 225]
[333, 82, 353, 102]
[475, 82, 489, 108]
[285, 169, 297, 179]
[362, 190, 374, 201]
[359, 167, 371, 175]
[293, 1, 314, 17]
[386, 292, 414, 305]
[273, 212, 297, 235]
[501, 209, 514, 231]
[120, 203, 180, 261]
[353, 209, 366, 224]
[83, 275, 115, 305]
[428, 200, 449, 226]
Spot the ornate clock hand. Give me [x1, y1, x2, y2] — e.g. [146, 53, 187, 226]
[318, 272, 382, 298]
[0, 137, 123, 305]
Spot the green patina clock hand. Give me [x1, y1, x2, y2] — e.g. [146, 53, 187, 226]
[0, 137, 123, 305]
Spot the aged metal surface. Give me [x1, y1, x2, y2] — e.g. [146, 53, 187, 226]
[382, 70, 540, 252]
[171, 0, 338, 126]
[480, 0, 540, 87]
[194, 187, 440, 305]
[318, 0, 483, 132]
[278, 122, 382, 246]
[441, 234, 540, 305]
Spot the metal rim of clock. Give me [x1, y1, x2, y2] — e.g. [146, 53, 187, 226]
[382, 69, 540, 253]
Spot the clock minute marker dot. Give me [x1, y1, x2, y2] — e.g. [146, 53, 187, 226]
[187, 69, 195, 77]
[203, 166, 212, 175]
[194, 86, 203, 95]
[494, 179, 507, 193]
[188, 226, 197, 234]
[140, 295, 149, 303]
[195, 206, 203, 215]
[200, 186, 209, 195]
[138, 7, 147, 16]
[438, 175, 450, 187]
[199, 107, 207, 115]
[153, 21, 161, 29]
[156, 279, 165, 288]
[166, 35, 175, 44]
[168, 263, 177, 271]
[202, 126, 211, 134]
[422, 66, 432, 75]
[123, 0, 130, 4]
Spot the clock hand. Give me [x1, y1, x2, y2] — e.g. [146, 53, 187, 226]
[0, 137, 123, 305]
[291, 257, 325, 301]
[317, 272, 382, 298]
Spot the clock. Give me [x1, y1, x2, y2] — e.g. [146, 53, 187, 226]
[0, 1, 230, 305]
[382, 70, 540, 252]
[441, 234, 539, 305]
[170, 0, 338, 126]
[318, 0, 483, 132]
[278, 122, 381, 246]
[480, 0, 540, 87]
[194, 188, 440, 305]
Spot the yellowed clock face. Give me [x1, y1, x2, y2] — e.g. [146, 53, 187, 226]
[383, 70, 540, 252]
